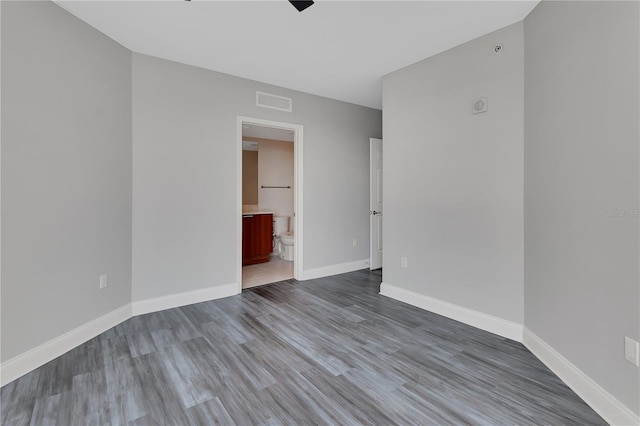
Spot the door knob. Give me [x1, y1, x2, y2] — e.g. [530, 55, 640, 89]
[371, 210, 381, 215]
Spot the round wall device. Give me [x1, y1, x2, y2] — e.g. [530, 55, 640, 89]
[472, 97, 488, 114]
[493, 44, 503, 54]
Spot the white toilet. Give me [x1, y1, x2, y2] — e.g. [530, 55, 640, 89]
[273, 216, 294, 261]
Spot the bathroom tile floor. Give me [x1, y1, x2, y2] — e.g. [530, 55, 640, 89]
[242, 255, 294, 289]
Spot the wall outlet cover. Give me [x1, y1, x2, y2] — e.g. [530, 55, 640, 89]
[401, 257, 408, 268]
[99, 274, 108, 289]
[624, 336, 639, 366]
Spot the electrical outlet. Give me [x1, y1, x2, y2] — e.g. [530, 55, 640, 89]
[625, 336, 639, 366]
[352, 238, 357, 247]
[401, 257, 408, 268]
[99, 274, 108, 289]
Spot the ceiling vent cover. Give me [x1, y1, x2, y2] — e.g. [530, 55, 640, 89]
[256, 91, 292, 112]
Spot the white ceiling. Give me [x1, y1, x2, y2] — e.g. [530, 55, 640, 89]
[242, 141, 259, 150]
[56, 0, 539, 109]
[243, 124, 295, 141]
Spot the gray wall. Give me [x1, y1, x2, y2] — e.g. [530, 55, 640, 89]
[524, 0, 639, 414]
[0, 0, 380, 361]
[382, 23, 525, 323]
[132, 54, 381, 301]
[1, 1, 132, 361]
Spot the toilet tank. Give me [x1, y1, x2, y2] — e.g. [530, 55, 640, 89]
[273, 216, 289, 236]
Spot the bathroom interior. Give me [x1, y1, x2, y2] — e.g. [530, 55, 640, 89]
[241, 123, 295, 289]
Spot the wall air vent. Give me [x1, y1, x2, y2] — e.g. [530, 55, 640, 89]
[256, 91, 292, 112]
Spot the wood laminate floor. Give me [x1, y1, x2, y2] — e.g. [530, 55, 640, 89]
[1, 269, 605, 425]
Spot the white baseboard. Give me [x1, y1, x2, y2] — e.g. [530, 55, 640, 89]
[523, 328, 639, 426]
[1, 283, 240, 387]
[0, 304, 132, 387]
[132, 282, 238, 316]
[379, 282, 523, 342]
[300, 259, 369, 281]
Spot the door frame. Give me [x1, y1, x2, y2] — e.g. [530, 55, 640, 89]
[236, 116, 303, 292]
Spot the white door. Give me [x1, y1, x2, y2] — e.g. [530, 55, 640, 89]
[370, 138, 383, 270]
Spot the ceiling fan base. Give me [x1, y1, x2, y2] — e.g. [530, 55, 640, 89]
[289, 1, 315, 12]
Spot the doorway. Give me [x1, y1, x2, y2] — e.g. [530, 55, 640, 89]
[237, 117, 303, 292]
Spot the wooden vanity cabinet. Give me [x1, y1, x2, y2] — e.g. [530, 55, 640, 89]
[242, 213, 273, 266]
